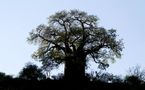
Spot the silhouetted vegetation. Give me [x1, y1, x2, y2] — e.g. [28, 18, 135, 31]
[0, 72, 13, 82]
[18, 62, 46, 80]
[27, 9, 124, 81]
[51, 73, 64, 80]
[0, 68, 145, 90]
[0, 65, 144, 90]
[0, 10, 144, 90]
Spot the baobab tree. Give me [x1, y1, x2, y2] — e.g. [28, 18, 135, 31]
[27, 10, 123, 81]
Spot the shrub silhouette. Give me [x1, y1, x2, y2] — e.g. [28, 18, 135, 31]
[125, 75, 143, 85]
[0, 72, 13, 81]
[19, 63, 46, 80]
[51, 73, 64, 80]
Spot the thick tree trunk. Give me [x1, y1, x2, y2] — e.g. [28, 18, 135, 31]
[64, 53, 86, 81]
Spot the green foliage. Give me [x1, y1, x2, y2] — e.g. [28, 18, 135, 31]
[19, 63, 46, 80]
[27, 9, 123, 75]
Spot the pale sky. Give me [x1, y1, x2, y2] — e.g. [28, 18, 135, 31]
[0, 0, 145, 77]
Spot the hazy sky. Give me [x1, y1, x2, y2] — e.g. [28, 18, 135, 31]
[0, 0, 145, 76]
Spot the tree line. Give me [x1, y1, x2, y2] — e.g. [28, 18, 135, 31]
[0, 64, 145, 90]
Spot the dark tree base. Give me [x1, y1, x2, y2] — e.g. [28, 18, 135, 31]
[0, 79, 145, 90]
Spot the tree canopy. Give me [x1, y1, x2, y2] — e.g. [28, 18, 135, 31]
[27, 10, 123, 80]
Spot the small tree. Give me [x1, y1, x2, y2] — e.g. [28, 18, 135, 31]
[125, 75, 143, 85]
[125, 65, 145, 85]
[127, 65, 145, 81]
[28, 10, 123, 81]
[19, 63, 46, 80]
